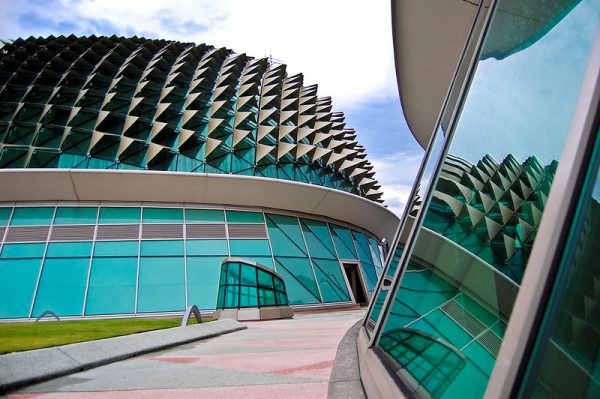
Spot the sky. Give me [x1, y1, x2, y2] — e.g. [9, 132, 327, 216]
[0, 0, 424, 215]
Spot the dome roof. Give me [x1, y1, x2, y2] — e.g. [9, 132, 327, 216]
[0, 35, 382, 202]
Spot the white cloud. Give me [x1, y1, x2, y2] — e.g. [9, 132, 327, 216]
[64, 0, 397, 109]
[371, 151, 423, 216]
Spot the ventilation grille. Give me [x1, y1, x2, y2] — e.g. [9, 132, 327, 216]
[50, 225, 95, 241]
[441, 299, 503, 356]
[96, 224, 140, 240]
[441, 299, 487, 338]
[5, 226, 50, 242]
[142, 224, 183, 239]
[186, 224, 226, 239]
[477, 329, 502, 356]
[228, 224, 267, 239]
[0, 227, 5, 240]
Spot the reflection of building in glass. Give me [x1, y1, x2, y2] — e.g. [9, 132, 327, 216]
[0, 36, 398, 320]
[426, 153, 557, 283]
[359, 0, 600, 398]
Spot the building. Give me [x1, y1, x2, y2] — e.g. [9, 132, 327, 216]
[359, 0, 600, 398]
[0, 35, 399, 320]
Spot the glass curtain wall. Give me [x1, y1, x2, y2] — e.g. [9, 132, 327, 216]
[0, 205, 384, 319]
[370, 0, 600, 398]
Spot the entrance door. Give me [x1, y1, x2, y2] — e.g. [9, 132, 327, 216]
[342, 263, 368, 305]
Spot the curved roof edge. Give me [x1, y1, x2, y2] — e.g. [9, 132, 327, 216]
[392, 0, 480, 148]
[0, 169, 399, 243]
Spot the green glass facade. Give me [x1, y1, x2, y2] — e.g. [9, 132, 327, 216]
[0, 204, 383, 319]
[365, 0, 600, 398]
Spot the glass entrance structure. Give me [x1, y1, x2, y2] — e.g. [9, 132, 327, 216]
[359, 0, 600, 398]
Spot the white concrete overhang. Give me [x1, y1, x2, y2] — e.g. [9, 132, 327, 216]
[392, 0, 481, 148]
[0, 169, 400, 242]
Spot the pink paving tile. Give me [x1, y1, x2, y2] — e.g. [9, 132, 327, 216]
[147, 349, 337, 380]
[8, 382, 329, 399]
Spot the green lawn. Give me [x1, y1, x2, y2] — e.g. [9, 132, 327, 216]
[0, 317, 204, 355]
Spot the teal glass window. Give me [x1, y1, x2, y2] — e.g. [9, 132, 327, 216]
[140, 240, 184, 256]
[45, 242, 93, 258]
[85, 257, 137, 315]
[93, 241, 138, 257]
[329, 224, 358, 260]
[229, 239, 271, 256]
[300, 219, 337, 260]
[312, 258, 351, 302]
[0, 243, 46, 258]
[10, 207, 54, 226]
[274, 257, 320, 305]
[137, 256, 185, 312]
[226, 210, 264, 223]
[54, 207, 97, 224]
[0, 207, 12, 226]
[186, 256, 222, 309]
[142, 207, 183, 223]
[265, 214, 308, 258]
[0, 258, 42, 318]
[186, 239, 228, 256]
[185, 209, 225, 223]
[98, 207, 140, 224]
[32, 258, 89, 317]
[216, 259, 289, 309]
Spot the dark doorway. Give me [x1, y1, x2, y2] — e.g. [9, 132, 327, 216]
[343, 263, 367, 305]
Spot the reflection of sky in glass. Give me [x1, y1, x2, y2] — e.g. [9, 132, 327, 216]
[449, 1, 599, 165]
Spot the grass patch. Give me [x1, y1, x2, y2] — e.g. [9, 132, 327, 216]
[0, 316, 212, 355]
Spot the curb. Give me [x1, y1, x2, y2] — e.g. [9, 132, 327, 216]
[328, 319, 367, 399]
[0, 319, 246, 393]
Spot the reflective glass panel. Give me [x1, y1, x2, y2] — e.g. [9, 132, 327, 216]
[185, 209, 225, 223]
[45, 242, 92, 258]
[520, 130, 600, 398]
[32, 258, 89, 317]
[137, 256, 185, 312]
[186, 239, 228, 256]
[140, 240, 184, 256]
[226, 210, 264, 223]
[93, 240, 138, 257]
[312, 258, 351, 302]
[300, 219, 337, 260]
[98, 207, 140, 224]
[0, 208, 12, 226]
[186, 256, 222, 309]
[329, 224, 358, 259]
[142, 207, 183, 223]
[0, 243, 46, 258]
[0, 258, 42, 318]
[10, 207, 54, 226]
[85, 257, 136, 315]
[54, 207, 97, 224]
[229, 239, 271, 256]
[377, 1, 600, 397]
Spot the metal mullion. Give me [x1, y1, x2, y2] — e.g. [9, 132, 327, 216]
[224, 208, 231, 257]
[28, 205, 57, 319]
[80, 205, 100, 317]
[368, 0, 495, 349]
[297, 217, 324, 304]
[183, 206, 188, 308]
[262, 211, 277, 273]
[326, 222, 357, 304]
[134, 206, 142, 315]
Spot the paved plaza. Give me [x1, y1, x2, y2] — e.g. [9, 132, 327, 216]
[6, 310, 364, 399]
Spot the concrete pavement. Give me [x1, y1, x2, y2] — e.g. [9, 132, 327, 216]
[0, 319, 246, 393]
[5, 310, 365, 399]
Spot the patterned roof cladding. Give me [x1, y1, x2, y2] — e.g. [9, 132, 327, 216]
[424, 153, 558, 285]
[0, 35, 382, 202]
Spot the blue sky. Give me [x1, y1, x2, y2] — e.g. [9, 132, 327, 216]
[0, 0, 423, 214]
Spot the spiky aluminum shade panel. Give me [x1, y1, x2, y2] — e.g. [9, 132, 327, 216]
[424, 153, 557, 284]
[0, 35, 382, 202]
